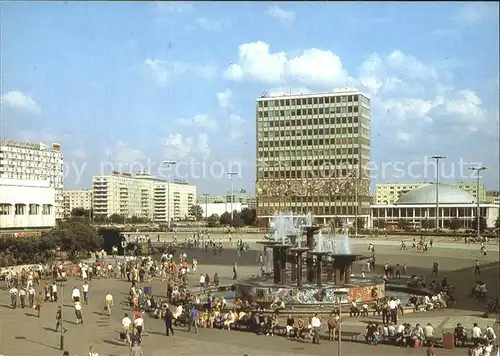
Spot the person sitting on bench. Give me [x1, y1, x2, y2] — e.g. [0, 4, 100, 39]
[350, 300, 360, 317]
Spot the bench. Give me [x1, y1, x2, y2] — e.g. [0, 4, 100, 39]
[341, 331, 362, 342]
[424, 336, 442, 346]
[381, 335, 398, 345]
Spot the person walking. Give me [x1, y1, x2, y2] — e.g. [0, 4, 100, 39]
[9, 285, 18, 309]
[82, 281, 89, 304]
[164, 307, 174, 336]
[474, 259, 481, 274]
[232, 262, 238, 280]
[105, 292, 113, 316]
[55, 306, 67, 333]
[187, 304, 198, 333]
[35, 291, 43, 318]
[129, 340, 144, 356]
[74, 301, 84, 325]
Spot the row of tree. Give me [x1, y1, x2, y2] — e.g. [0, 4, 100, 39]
[200, 207, 258, 228]
[0, 217, 106, 267]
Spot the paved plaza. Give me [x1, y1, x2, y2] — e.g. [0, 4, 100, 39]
[1, 236, 498, 356]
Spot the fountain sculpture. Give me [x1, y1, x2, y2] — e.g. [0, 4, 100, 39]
[235, 213, 385, 305]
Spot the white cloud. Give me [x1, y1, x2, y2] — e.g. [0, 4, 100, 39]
[395, 131, 411, 144]
[224, 41, 351, 87]
[229, 114, 246, 141]
[452, 3, 495, 25]
[267, 6, 296, 24]
[162, 132, 211, 159]
[216, 89, 232, 109]
[358, 50, 439, 96]
[157, 2, 194, 14]
[177, 114, 218, 131]
[105, 141, 145, 164]
[142, 59, 216, 85]
[196, 18, 223, 31]
[1, 90, 41, 114]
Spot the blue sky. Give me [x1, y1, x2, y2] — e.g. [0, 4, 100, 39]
[1, 2, 499, 194]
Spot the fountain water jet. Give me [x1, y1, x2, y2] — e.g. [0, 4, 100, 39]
[246, 213, 382, 306]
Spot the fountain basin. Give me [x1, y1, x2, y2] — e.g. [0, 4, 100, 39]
[235, 276, 385, 305]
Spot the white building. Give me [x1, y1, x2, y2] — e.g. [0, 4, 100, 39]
[0, 140, 64, 219]
[63, 189, 93, 217]
[92, 171, 196, 222]
[199, 202, 249, 218]
[370, 184, 499, 229]
[0, 178, 56, 229]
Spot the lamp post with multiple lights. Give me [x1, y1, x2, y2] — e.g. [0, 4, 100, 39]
[226, 172, 238, 225]
[202, 193, 210, 219]
[469, 166, 487, 240]
[431, 155, 446, 230]
[162, 160, 177, 231]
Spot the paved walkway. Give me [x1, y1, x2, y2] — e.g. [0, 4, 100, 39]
[1, 243, 498, 356]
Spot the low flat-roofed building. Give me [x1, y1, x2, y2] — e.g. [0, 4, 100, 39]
[0, 178, 56, 230]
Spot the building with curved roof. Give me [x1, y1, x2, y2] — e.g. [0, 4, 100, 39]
[371, 183, 499, 229]
[395, 184, 476, 205]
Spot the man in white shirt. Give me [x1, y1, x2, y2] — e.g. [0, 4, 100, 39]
[9, 286, 18, 309]
[19, 286, 27, 308]
[423, 295, 433, 310]
[121, 313, 132, 345]
[311, 313, 321, 328]
[471, 323, 482, 344]
[71, 286, 81, 303]
[199, 274, 206, 289]
[134, 314, 144, 341]
[424, 323, 434, 342]
[82, 281, 89, 304]
[51, 282, 58, 302]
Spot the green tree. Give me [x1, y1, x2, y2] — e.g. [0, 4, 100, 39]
[130, 215, 140, 224]
[449, 217, 462, 232]
[332, 216, 344, 229]
[421, 219, 432, 230]
[240, 208, 257, 226]
[471, 216, 487, 233]
[219, 212, 232, 225]
[232, 210, 243, 227]
[374, 219, 386, 229]
[495, 215, 500, 229]
[397, 218, 410, 230]
[0, 235, 58, 267]
[188, 204, 204, 222]
[55, 219, 104, 259]
[354, 217, 365, 230]
[71, 207, 88, 217]
[109, 213, 124, 224]
[207, 214, 220, 227]
[93, 214, 106, 224]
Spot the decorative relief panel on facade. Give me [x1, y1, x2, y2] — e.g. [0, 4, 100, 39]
[257, 177, 364, 198]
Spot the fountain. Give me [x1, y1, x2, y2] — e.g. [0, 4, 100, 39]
[237, 213, 386, 306]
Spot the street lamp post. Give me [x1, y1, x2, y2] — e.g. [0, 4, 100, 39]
[333, 290, 347, 355]
[227, 172, 238, 225]
[59, 281, 66, 350]
[353, 170, 359, 238]
[469, 166, 487, 240]
[162, 161, 177, 232]
[202, 193, 209, 219]
[431, 155, 446, 230]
